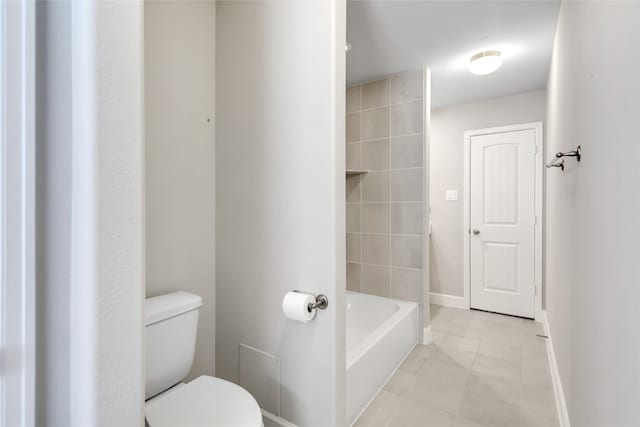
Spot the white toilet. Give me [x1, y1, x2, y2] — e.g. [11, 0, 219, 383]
[145, 291, 263, 427]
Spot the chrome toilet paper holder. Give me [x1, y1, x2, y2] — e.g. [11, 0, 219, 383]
[292, 291, 329, 313]
[307, 294, 328, 312]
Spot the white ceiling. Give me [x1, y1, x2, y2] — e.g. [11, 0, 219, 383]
[347, 1, 560, 108]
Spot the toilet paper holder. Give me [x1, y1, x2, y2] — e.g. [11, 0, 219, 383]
[308, 294, 329, 312]
[293, 291, 329, 312]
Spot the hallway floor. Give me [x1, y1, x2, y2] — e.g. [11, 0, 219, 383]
[355, 305, 559, 427]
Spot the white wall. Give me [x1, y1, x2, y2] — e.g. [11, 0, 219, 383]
[545, 2, 640, 425]
[430, 91, 546, 298]
[216, 1, 346, 425]
[145, 0, 216, 381]
[35, 2, 72, 424]
[70, 1, 145, 424]
[36, 1, 144, 426]
[35, 1, 145, 424]
[3, 1, 36, 424]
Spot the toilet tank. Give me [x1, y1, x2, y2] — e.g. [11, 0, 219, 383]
[145, 291, 202, 400]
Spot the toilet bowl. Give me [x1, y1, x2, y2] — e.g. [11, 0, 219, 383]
[145, 292, 262, 427]
[145, 376, 262, 427]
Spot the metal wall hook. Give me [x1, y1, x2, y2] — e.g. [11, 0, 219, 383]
[546, 145, 581, 171]
[555, 145, 581, 162]
[546, 158, 565, 171]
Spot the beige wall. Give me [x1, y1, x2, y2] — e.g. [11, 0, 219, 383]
[545, 2, 640, 425]
[430, 90, 546, 298]
[145, 0, 216, 380]
[346, 70, 428, 332]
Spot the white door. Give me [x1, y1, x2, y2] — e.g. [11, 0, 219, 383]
[469, 126, 537, 318]
[216, 2, 346, 426]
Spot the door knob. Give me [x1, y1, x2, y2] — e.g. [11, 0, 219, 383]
[472, 229, 480, 235]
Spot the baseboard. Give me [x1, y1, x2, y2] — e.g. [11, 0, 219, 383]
[261, 409, 297, 427]
[542, 310, 570, 427]
[430, 292, 467, 309]
[422, 326, 432, 345]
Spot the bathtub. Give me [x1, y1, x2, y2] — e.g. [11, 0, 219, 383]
[346, 292, 419, 425]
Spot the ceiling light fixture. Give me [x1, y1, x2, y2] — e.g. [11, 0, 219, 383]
[468, 50, 502, 75]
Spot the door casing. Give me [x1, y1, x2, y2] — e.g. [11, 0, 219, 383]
[463, 122, 543, 322]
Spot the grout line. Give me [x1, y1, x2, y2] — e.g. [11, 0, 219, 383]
[347, 166, 424, 173]
[347, 131, 424, 144]
[349, 69, 422, 89]
[355, 136, 390, 144]
[358, 98, 423, 114]
[358, 86, 363, 293]
[388, 132, 424, 139]
[356, 262, 423, 272]
[388, 82, 393, 298]
[357, 232, 424, 238]
[360, 201, 423, 205]
[346, 201, 424, 205]
[359, 202, 423, 208]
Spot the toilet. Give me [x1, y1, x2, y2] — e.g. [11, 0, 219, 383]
[145, 291, 263, 427]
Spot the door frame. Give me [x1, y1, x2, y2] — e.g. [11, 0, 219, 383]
[463, 122, 543, 322]
[1, 0, 36, 424]
[422, 67, 432, 343]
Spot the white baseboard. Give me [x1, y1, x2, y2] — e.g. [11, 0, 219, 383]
[422, 326, 432, 345]
[262, 409, 297, 427]
[542, 310, 570, 427]
[430, 292, 467, 309]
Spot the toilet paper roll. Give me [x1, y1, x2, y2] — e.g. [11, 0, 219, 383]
[282, 291, 317, 323]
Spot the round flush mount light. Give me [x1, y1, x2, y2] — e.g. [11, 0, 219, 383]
[468, 50, 503, 75]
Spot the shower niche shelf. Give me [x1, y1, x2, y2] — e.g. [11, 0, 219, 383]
[346, 170, 368, 176]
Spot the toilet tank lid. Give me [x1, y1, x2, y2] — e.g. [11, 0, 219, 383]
[145, 292, 202, 326]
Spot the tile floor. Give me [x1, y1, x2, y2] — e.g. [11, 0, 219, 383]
[355, 305, 559, 427]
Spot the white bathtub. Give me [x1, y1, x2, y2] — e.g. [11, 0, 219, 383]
[346, 292, 419, 425]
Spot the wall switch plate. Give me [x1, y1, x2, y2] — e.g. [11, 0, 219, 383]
[446, 190, 458, 201]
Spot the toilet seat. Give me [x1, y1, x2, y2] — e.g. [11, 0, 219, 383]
[145, 375, 263, 427]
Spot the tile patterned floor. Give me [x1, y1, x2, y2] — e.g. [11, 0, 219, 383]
[355, 305, 559, 427]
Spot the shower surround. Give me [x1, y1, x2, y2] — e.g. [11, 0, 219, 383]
[345, 70, 426, 337]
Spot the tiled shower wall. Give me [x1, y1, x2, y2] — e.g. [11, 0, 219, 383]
[346, 70, 425, 320]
